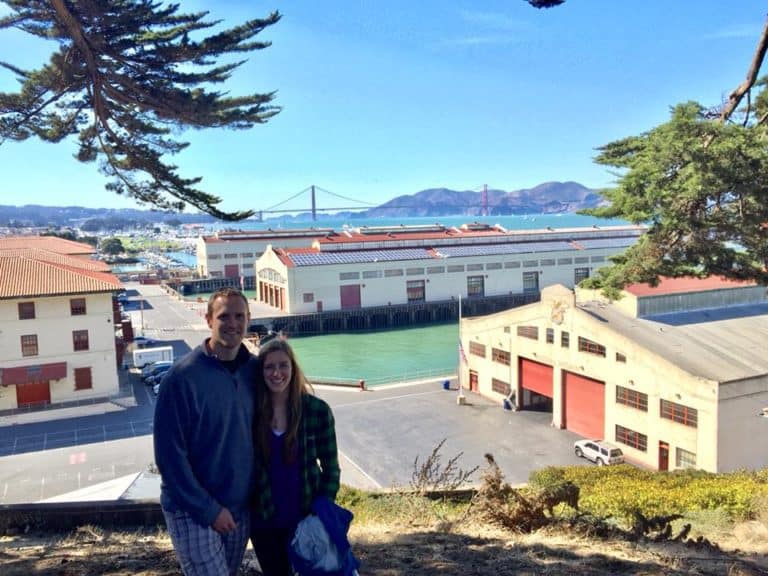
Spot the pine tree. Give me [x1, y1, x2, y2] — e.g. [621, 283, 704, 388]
[0, 1, 281, 220]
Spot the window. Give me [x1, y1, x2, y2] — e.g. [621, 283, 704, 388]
[574, 267, 590, 284]
[523, 260, 538, 268]
[578, 336, 606, 357]
[517, 326, 538, 340]
[303, 293, 314, 303]
[540, 258, 555, 266]
[208, 254, 221, 260]
[384, 269, 403, 277]
[241, 252, 254, 258]
[561, 331, 570, 348]
[546, 328, 554, 344]
[469, 341, 486, 358]
[70, 298, 87, 315]
[492, 347, 510, 366]
[615, 424, 647, 451]
[675, 448, 697, 469]
[467, 276, 484, 297]
[523, 271, 539, 293]
[660, 399, 698, 428]
[447, 264, 464, 273]
[74, 367, 93, 391]
[558, 258, 573, 265]
[407, 280, 425, 303]
[466, 264, 484, 271]
[241, 262, 254, 269]
[363, 270, 382, 279]
[492, 378, 511, 396]
[616, 352, 627, 363]
[426, 266, 445, 274]
[339, 272, 360, 280]
[591, 256, 605, 263]
[18, 302, 35, 320]
[504, 261, 520, 269]
[616, 385, 648, 411]
[73, 330, 90, 351]
[486, 262, 502, 270]
[224, 253, 238, 259]
[21, 334, 38, 357]
[574, 256, 589, 264]
[406, 267, 424, 276]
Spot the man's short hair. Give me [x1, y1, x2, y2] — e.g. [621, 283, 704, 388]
[207, 287, 249, 317]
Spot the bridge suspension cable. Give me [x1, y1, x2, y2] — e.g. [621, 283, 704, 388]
[263, 186, 313, 212]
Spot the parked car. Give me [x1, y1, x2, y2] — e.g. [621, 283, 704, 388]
[132, 336, 157, 349]
[574, 439, 624, 466]
[142, 360, 173, 380]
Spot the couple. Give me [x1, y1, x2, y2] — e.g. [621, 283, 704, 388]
[153, 288, 340, 575]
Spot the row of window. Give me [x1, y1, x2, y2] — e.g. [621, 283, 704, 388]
[20, 331, 90, 357]
[336, 267, 591, 288]
[613, 425, 697, 468]
[18, 299, 87, 320]
[615, 386, 698, 427]
[208, 252, 256, 260]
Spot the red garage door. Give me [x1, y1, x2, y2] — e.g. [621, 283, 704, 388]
[519, 358, 553, 397]
[16, 381, 51, 408]
[224, 264, 239, 278]
[562, 372, 605, 439]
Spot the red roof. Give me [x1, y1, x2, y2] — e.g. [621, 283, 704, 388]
[0, 257, 121, 299]
[0, 236, 95, 255]
[0, 248, 110, 272]
[625, 276, 756, 297]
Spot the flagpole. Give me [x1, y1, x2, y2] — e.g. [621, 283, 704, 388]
[458, 294, 465, 401]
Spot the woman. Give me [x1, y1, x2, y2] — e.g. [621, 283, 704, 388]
[251, 338, 341, 576]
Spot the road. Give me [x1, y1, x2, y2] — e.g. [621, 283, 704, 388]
[0, 283, 585, 505]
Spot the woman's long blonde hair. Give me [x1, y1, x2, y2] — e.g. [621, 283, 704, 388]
[254, 338, 313, 465]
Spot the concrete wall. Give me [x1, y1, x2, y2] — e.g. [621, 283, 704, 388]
[717, 376, 768, 472]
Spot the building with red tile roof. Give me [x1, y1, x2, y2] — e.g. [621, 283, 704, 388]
[0, 237, 122, 411]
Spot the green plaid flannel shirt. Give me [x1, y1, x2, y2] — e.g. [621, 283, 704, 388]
[252, 393, 340, 520]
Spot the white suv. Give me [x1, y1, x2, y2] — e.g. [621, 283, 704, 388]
[574, 439, 624, 466]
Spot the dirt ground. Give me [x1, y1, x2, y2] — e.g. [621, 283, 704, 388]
[2, 520, 768, 576]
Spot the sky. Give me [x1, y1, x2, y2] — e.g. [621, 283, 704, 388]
[1, 0, 768, 215]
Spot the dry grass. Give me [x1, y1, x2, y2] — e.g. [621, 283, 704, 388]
[2, 517, 768, 576]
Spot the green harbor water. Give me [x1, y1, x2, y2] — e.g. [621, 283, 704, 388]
[284, 323, 460, 387]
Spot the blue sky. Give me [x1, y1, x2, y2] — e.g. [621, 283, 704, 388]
[1, 1, 767, 214]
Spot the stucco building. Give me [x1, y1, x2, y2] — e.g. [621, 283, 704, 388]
[460, 278, 768, 473]
[195, 228, 335, 279]
[254, 223, 645, 313]
[0, 237, 122, 409]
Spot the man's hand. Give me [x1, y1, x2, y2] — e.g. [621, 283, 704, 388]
[212, 507, 237, 534]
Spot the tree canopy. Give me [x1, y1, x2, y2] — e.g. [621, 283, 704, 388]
[524, 0, 768, 293]
[0, 0, 280, 220]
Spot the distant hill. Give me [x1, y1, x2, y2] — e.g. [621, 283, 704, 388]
[1, 182, 607, 228]
[363, 182, 606, 218]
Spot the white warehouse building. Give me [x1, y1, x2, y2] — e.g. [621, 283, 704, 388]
[254, 223, 645, 313]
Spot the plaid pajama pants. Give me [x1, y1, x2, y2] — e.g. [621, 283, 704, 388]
[163, 509, 250, 576]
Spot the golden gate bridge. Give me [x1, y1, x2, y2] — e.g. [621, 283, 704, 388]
[255, 184, 494, 221]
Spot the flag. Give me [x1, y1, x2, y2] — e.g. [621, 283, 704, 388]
[458, 340, 468, 364]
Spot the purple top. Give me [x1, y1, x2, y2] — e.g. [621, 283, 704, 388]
[255, 430, 301, 530]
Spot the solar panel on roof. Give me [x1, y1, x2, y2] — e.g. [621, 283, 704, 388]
[576, 237, 638, 249]
[438, 241, 574, 258]
[290, 248, 432, 266]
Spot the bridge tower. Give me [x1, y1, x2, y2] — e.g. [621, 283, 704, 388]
[311, 185, 317, 221]
[482, 184, 488, 216]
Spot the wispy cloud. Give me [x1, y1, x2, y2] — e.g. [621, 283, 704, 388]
[703, 24, 763, 40]
[433, 10, 533, 49]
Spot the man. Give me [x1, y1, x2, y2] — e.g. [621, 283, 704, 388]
[154, 287, 257, 575]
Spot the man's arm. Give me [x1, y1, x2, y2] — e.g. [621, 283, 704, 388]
[153, 373, 223, 527]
